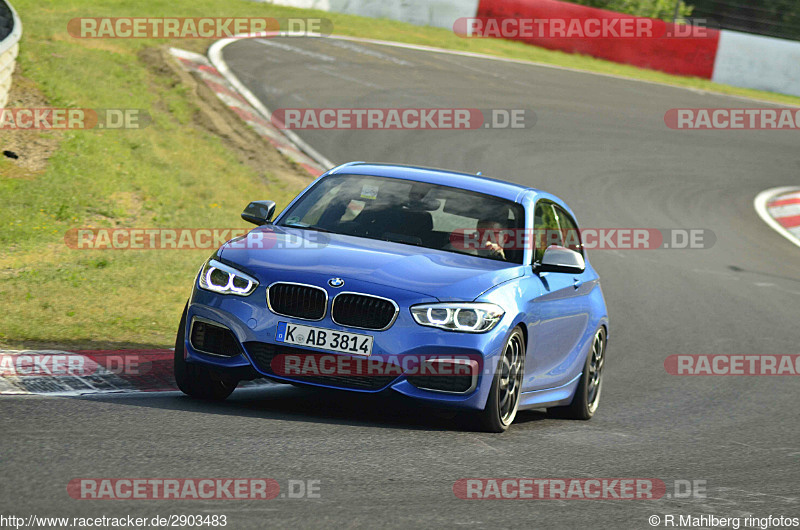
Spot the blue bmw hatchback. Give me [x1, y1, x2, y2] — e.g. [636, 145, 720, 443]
[175, 162, 608, 432]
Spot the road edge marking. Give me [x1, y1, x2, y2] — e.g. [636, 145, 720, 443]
[207, 37, 336, 170]
[754, 186, 800, 250]
[0, 349, 278, 396]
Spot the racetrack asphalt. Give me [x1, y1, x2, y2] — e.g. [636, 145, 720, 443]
[2, 37, 798, 528]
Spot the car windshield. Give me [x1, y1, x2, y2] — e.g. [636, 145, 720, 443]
[278, 174, 526, 264]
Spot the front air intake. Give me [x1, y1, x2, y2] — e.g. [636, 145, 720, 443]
[189, 319, 242, 357]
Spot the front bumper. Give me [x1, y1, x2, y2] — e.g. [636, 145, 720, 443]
[184, 278, 511, 410]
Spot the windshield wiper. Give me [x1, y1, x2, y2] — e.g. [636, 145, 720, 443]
[283, 223, 333, 233]
[382, 237, 424, 247]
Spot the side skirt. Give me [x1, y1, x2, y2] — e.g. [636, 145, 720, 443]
[518, 374, 582, 410]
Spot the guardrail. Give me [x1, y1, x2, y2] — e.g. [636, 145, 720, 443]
[0, 0, 21, 108]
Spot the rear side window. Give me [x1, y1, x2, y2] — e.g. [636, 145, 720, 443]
[554, 206, 583, 255]
[533, 201, 561, 264]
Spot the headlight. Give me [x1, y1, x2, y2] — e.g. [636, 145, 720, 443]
[410, 303, 504, 333]
[198, 259, 259, 296]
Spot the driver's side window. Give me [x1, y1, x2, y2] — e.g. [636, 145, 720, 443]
[533, 201, 561, 264]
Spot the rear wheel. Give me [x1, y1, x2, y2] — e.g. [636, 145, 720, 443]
[475, 327, 526, 433]
[174, 304, 237, 401]
[548, 327, 605, 420]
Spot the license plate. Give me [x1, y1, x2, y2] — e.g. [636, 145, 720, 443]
[276, 322, 373, 356]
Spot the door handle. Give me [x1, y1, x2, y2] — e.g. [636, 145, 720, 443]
[573, 278, 582, 289]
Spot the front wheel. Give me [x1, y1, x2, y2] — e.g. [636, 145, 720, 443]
[474, 327, 526, 433]
[548, 327, 606, 420]
[174, 303, 237, 401]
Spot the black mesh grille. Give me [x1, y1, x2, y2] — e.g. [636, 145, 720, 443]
[407, 374, 475, 393]
[268, 283, 327, 320]
[190, 320, 242, 357]
[244, 342, 398, 391]
[332, 294, 397, 330]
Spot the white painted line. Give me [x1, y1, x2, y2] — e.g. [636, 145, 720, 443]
[754, 187, 800, 249]
[769, 204, 800, 219]
[2, 388, 167, 397]
[210, 32, 799, 109]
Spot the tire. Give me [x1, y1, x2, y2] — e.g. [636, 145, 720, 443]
[173, 303, 237, 401]
[475, 327, 526, 433]
[548, 327, 606, 420]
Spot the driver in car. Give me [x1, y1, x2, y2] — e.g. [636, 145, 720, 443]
[476, 219, 509, 260]
[445, 217, 510, 260]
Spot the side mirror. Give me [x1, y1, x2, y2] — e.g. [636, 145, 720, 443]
[537, 246, 585, 274]
[241, 200, 276, 226]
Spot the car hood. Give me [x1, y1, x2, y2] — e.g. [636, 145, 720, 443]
[218, 226, 524, 301]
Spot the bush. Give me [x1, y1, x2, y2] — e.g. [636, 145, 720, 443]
[570, 0, 694, 21]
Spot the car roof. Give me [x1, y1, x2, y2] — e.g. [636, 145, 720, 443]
[326, 162, 537, 203]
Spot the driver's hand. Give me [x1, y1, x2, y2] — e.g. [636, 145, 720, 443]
[485, 241, 506, 260]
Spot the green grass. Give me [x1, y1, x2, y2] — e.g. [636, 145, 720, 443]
[2, 0, 798, 348]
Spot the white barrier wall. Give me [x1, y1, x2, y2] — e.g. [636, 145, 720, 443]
[712, 30, 800, 98]
[264, 0, 479, 30]
[0, 0, 21, 108]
